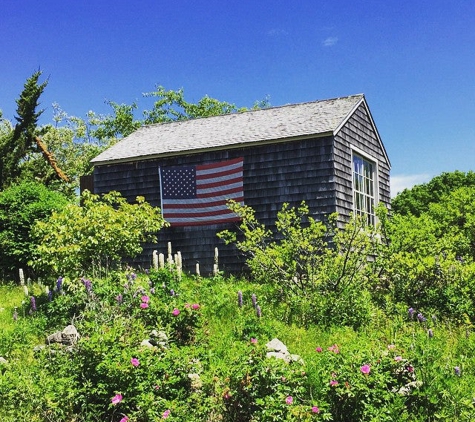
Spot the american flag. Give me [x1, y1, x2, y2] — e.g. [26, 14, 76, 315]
[159, 157, 244, 226]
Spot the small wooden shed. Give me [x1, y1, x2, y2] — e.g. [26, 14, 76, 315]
[91, 94, 390, 274]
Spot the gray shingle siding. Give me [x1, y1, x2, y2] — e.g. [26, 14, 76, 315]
[333, 102, 391, 222]
[94, 135, 338, 274]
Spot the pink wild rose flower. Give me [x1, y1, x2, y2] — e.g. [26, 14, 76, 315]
[140, 302, 149, 309]
[172, 308, 180, 316]
[111, 393, 123, 405]
[163, 409, 171, 419]
[285, 396, 293, 405]
[131, 358, 140, 367]
[360, 364, 371, 375]
[312, 406, 320, 413]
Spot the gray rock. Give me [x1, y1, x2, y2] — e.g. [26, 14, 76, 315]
[46, 331, 63, 344]
[140, 339, 155, 349]
[47, 325, 80, 346]
[265, 338, 302, 364]
[266, 338, 288, 354]
[61, 325, 80, 345]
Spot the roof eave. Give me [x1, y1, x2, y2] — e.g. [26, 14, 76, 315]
[91, 131, 334, 166]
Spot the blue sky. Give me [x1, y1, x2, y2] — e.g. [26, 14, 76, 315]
[1, 1, 474, 196]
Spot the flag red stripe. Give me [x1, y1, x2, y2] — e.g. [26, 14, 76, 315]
[163, 197, 243, 209]
[197, 167, 242, 180]
[197, 157, 243, 171]
[164, 208, 239, 219]
[169, 217, 241, 227]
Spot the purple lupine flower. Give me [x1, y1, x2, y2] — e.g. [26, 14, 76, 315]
[116, 294, 123, 305]
[30, 296, 37, 312]
[251, 293, 257, 309]
[126, 272, 136, 282]
[256, 304, 262, 318]
[82, 278, 92, 292]
[417, 313, 427, 322]
[428, 329, 434, 338]
[408, 307, 415, 319]
[454, 366, 461, 376]
[56, 276, 63, 292]
[237, 290, 243, 307]
[169, 289, 175, 296]
[150, 287, 155, 294]
[48, 290, 53, 302]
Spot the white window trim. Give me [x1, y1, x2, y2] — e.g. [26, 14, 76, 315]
[351, 147, 379, 225]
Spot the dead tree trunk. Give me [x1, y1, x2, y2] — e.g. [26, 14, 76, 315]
[34, 136, 69, 183]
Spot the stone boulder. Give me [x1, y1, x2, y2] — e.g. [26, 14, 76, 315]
[265, 338, 302, 364]
[47, 324, 80, 346]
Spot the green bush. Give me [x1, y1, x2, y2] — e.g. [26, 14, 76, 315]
[219, 201, 380, 328]
[33, 190, 167, 277]
[0, 181, 69, 280]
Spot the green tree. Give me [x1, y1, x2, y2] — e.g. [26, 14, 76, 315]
[0, 70, 48, 189]
[0, 181, 69, 279]
[1, 73, 267, 196]
[45, 86, 265, 195]
[33, 190, 167, 277]
[392, 171, 475, 216]
[378, 185, 475, 320]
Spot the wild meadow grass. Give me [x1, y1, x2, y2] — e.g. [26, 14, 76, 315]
[1, 271, 475, 421]
[0, 283, 23, 331]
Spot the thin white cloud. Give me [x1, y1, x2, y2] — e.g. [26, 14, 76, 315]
[390, 174, 433, 197]
[267, 28, 288, 37]
[322, 36, 338, 47]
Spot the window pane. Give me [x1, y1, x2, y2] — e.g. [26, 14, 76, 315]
[352, 153, 376, 225]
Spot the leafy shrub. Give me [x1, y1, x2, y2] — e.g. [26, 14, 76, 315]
[221, 344, 315, 421]
[0, 181, 69, 279]
[33, 190, 167, 277]
[378, 194, 475, 322]
[219, 201, 380, 328]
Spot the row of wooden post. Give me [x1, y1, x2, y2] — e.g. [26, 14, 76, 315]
[152, 242, 220, 277]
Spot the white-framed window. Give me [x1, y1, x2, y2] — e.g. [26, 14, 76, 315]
[352, 152, 377, 225]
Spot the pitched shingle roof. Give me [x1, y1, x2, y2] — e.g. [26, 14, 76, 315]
[91, 94, 365, 165]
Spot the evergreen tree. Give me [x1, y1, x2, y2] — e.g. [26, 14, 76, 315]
[0, 70, 48, 189]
